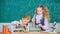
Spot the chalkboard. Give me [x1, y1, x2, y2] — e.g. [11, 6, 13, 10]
[0, 0, 60, 23]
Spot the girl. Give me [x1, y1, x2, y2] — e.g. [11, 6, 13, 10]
[32, 5, 50, 31]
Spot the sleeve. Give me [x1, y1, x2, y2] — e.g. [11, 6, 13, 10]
[11, 21, 18, 33]
[11, 21, 19, 26]
[43, 18, 49, 30]
[24, 24, 29, 31]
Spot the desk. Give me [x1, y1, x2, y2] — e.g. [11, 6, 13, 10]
[10, 32, 60, 34]
[0, 32, 60, 34]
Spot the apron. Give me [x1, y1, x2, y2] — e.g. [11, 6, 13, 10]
[35, 17, 46, 31]
[35, 17, 45, 26]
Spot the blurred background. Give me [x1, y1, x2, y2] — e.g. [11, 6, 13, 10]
[0, 0, 60, 32]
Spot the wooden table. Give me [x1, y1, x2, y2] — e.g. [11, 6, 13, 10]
[0, 32, 60, 34]
[13, 32, 48, 34]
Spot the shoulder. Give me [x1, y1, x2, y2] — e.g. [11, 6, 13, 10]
[11, 21, 19, 24]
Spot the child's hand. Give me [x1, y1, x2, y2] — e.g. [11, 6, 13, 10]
[24, 26, 29, 33]
[38, 24, 46, 31]
[11, 21, 19, 26]
[32, 18, 34, 22]
[38, 24, 43, 28]
[32, 18, 35, 27]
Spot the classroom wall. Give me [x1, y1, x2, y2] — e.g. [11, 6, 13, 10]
[0, 0, 60, 23]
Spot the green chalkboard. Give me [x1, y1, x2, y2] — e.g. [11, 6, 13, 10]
[0, 0, 60, 23]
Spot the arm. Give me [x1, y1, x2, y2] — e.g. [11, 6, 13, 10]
[43, 18, 49, 30]
[24, 25, 29, 32]
[32, 15, 35, 27]
[11, 21, 19, 26]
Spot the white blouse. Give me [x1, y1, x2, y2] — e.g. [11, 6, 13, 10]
[34, 14, 43, 24]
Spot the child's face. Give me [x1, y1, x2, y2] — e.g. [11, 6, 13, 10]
[22, 18, 30, 24]
[36, 7, 43, 14]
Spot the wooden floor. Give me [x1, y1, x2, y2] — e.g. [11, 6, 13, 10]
[0, 32, 60, 34]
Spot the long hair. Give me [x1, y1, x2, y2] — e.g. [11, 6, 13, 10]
[35, 5, 50, 22]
